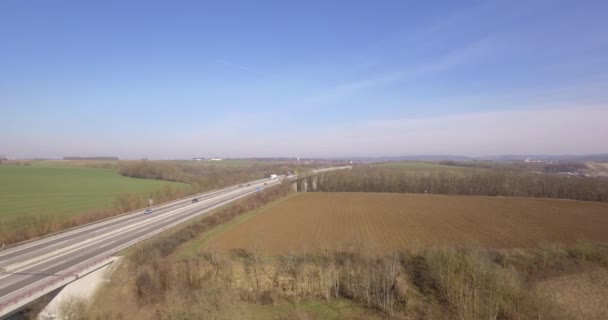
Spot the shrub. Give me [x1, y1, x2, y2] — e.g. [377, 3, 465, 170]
[129, 182, 291, 269]
[135, 268, 160, 305]
[58, 296, 88, 320]
[316, 166, 608, 202]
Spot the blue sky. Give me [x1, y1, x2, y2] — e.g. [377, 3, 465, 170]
[1, 0, 607, 159]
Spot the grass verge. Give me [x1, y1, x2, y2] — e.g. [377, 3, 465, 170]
[177, 193, 298, 258]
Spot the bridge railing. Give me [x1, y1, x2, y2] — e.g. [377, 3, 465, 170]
[0, 173, 334, 316]
[287, 166, 352, 180]
[0, 181, 273, 316]
[0, 254, 116, 315]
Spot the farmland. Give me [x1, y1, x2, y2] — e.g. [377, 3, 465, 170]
[0, 164, 186, 221]
[202, 192, 608, 255]
[374, 161, 450, 169]
[0, 158, 318, 245]
[93, 187, 608, 320]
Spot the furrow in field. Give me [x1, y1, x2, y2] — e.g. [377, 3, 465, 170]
[201, 193, 608, 256]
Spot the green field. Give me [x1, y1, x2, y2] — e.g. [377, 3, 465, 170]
[0, 164, 186, 221]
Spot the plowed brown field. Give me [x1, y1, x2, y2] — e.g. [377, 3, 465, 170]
[203, 193, 608, 255]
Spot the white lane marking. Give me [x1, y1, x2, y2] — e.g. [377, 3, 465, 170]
[1, 180, 266, 278]
[1, 181, 271, 283]
[0, 235, 127, 286]
[82, 185, 244, 235]
[0, 178, 270, 259]
[2, 182, 268, 274]
[0, 181, 276, 301]
[0, 199, 213, 282]
[0, 272, 72, 304]
[0, 238, 71, 269]
[0, 256, 73, 295]
[0, 181, 261, 258]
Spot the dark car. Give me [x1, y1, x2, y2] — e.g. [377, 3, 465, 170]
[144, 208, 152, 214]
[247, 184, 251, 187]
[192, 198, 198, 203]
[264, 183, 267, 185]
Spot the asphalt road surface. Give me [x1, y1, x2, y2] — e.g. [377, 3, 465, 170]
[0, 178, 279, 310]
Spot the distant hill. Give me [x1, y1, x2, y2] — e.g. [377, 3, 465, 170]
[329, 155, 472, 162]
[330, 154, 608, 163]
[392, 155, 472, 161]
[477, 154, 608, 161]
[63, 156, 119, 160]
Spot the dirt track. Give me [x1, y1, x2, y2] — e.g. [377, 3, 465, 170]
[204, 193, 608, 255]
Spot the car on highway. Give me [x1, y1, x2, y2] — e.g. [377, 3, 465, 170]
[144, 208, 152, 214]
[192, 198, 198, 203]
[247, 183, 251, 186]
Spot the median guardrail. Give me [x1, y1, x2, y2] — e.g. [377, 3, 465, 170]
[0, 180, 277, 317]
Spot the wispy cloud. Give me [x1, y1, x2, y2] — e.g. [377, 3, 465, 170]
[352, 1, 503, 70]
[297, 38, 493, 107]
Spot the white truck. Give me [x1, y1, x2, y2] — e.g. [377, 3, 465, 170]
[269, 174, 278, 180]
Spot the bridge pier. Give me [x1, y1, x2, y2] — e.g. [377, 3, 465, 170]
[289, 167, 353, 193]
[37, 257, 121, 320]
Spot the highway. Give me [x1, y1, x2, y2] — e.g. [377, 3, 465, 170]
[0, 177, 281, 317]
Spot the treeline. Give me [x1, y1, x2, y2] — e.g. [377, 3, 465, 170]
[0, 161, 32, 166]
[316, 166, 608, 202]
[78, 180, 608, 320]
[117, 160, 310, 192]
[439, 160, 494, 168]
[118, 161, 190, 182]
[88, 238, 608, 319]
[542, 162, 588, 173]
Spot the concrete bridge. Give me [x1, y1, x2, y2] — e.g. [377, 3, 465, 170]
[0, 178, 280, 319]
[0, 167, 351, 319]
[288, 166, 351, 192]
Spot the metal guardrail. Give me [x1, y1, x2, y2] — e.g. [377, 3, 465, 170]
[0, 169, 349, 315]
[285, 166, 352, 180]
[0, 178, 269, 252]
[0, 180, 276, 316]
[0, 255, 114, 314]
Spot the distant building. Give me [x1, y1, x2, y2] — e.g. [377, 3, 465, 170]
[525, 158, 548, 163]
